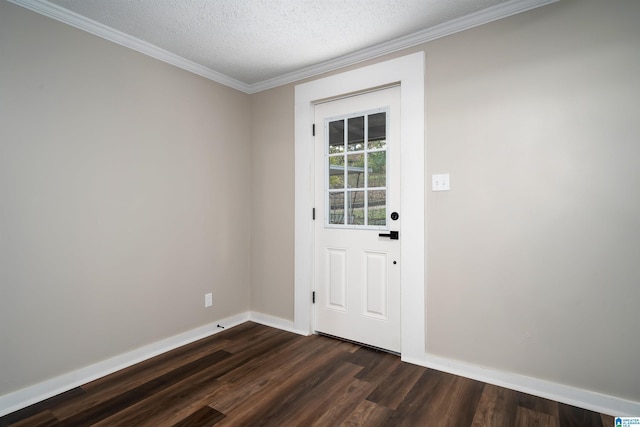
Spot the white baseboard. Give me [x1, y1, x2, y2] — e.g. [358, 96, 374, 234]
[249, 311, 309, 336]
[4, 314, 638, 419]
[0, 312, 250, 417]
[402, 353, 640, 417]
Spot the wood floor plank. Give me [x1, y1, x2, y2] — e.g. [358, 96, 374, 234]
[385, 369, 485, 426]
[214, 354, 363, 426]
[210, 335, 349, 414]
[383, 368, 451, 425]
[90, 329, 300, 426]
[56, 350, 232, 426]
[340, 400, 393, 426]
[245, 361, 365, 427]
[83, 330, 232, 394]
[214, 328, 327, 386]
[471, 384, 519, 427]
[558, 402, 605, 427]
[310, 378, 377, 426]
[0, 387, 83, 427]
[52, 337, 231, 420]
[516, 406, 557, 427]
[348, 347, 399, 383]
[171, 406, 225, 427]
[218, 321, 282, 354]
[365, 360, 425, 410]
[98, 333, 302, 426]
[601, 414, 615, 425]
[8, 410, 58, 427]
[438, 375, 486, 426]
[184, 326, 299, 381]
[89, 377, 225, 427]
[516, 390, 560, 422]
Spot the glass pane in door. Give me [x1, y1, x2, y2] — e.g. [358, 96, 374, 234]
[329, 156, 345, 189]
[348, 116, 364, 152]
[346, 153, 365, 188]
[347, 191, 365, 225]
[329, 192, 345, 224]
[368, 190, 386, 226]
[368, 112, 386, 149]
[367, 151, 386, 187]
[329, 120, 345, 154]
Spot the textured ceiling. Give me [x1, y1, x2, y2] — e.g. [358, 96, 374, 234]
[14, 0, 556, 92]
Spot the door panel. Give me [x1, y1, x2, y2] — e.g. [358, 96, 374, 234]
[327, 248, 347, 310]
[363, 251, 387, 320]
[314, 86, 400, 352]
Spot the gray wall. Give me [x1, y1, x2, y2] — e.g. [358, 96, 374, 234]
[0, 1, 251, 396]
[424, 0, 640, 402]
[2, 0, 639, 407]
[250, 86, 295, 319]
[250, 0, 640, 403]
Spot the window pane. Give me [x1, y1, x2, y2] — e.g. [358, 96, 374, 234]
[368, 112, 386, 149]
[348, 116, 364, 152]
[329, 192, 344, 224]
[328, 120, 344, 154]
[367, 151, 386, 187]
[328, 156, 345, 189]
[347, 191, 365, 225]
[346, 153, 365, 188]
[368, 190, 386, 226]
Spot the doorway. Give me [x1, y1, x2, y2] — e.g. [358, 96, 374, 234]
[294, 52, 425, 362]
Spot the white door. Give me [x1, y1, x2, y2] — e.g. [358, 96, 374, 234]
[314, 86, 401, 352]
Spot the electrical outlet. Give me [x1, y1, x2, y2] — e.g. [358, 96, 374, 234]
[205, 293, 213, 308]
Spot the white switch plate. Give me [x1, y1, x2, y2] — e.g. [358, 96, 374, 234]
[432, 174, 450, 191]
[205, 293, 213, 308]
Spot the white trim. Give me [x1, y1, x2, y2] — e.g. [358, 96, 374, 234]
[8, 0, 557, 94]
[5, 0, 252, 93]
[294, 52, 426, 362]
[402, 353, 640, 417]
[251, 0, 558, 93]
[0, 312, 249, 417]
[249, 312, 309, 336]
[2, 313, 638, 418]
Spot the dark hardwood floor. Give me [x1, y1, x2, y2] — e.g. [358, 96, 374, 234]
[1, 322, 613, 426]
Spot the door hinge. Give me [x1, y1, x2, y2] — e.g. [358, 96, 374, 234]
[312, 124, 316, 136]
[312, 291, 316, 304]
[312, 208, 315, 220]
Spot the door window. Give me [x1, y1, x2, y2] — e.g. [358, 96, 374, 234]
[325, 109, 388, 228]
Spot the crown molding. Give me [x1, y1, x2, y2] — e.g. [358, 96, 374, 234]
[8, 0, 558, 94]
[249, 0, 558, 93]
[6, 0, 252, 93]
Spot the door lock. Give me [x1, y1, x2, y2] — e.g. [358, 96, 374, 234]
[378, 231, 399, 240]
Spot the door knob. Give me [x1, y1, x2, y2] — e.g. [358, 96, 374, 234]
[378, 231, 399, 240]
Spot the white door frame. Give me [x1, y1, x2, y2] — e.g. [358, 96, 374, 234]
[294, 52, 425, 362]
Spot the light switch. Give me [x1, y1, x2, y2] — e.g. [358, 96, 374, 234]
[432, 174, 450, 191]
